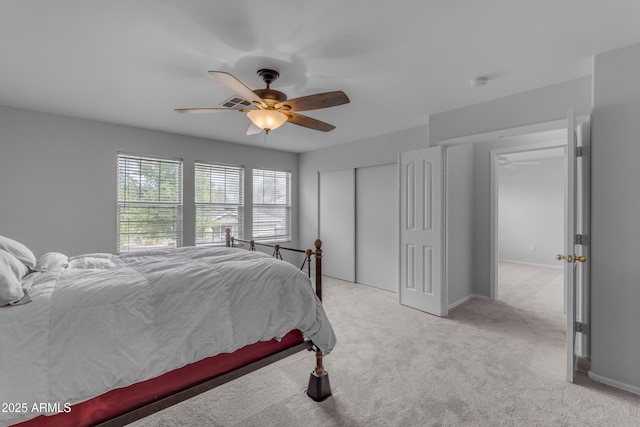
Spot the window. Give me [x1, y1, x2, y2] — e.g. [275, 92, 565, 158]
[117, 153, 183, 252]
[195, 161, 244, 245]
[253, 168, 291, 242]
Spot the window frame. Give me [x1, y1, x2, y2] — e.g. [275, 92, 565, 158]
[116, 153, 183, 252]
[252, 168, 291, 243]
[194, 161, 244, 246]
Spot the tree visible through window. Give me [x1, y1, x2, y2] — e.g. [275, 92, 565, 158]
[195, 161, 244, 245]
[117, 153, 183, 252]
[253, 168, 290, 242]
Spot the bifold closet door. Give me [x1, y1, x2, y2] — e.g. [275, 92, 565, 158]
[356, 163, 398, 292]
[319, 169, 355, 282]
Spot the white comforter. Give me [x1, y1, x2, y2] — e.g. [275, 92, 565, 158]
[0, 246, 336, 425]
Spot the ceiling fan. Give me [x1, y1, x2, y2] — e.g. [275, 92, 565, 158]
[175, 69, 350, 135]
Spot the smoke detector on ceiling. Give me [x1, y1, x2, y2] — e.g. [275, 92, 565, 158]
[470, 76, 489, 87]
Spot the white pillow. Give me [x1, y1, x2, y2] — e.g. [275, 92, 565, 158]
[68, 256, 115, 270]
[0, 235, 37, 269]
[0, 250, 28, 306]
[36, 252, 69, 272]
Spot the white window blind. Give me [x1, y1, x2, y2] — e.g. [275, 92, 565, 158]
[253, 168, 291, 242]
[195, 161, 244, 245]
[117, 153, 183, 252]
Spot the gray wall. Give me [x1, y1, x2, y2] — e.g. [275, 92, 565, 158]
[498, 156, 564, 266]
[0, 106, 298, 257]
[590, 43, 640, 393]
[446, 143, 475, 306]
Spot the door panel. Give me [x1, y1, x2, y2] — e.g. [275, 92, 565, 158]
[319, 169, 355, 282]
[575, 117, 591, 362]
[356, 163, 398, 292]
[565, 111, 577, 382]
[564, 110, 591, 382]
[423, 246, 433, 294]
[399, 147, 444, 316]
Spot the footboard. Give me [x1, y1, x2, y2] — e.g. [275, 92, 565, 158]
[224, 229, 323, 301]
[224, 228, 331, 401]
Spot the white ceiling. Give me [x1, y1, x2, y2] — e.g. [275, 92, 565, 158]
[2, 1, 640, 153]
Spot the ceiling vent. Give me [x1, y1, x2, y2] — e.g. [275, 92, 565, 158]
[220, 96, 252, 108]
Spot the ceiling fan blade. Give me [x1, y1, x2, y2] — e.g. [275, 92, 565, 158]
[286, 112, 336, 132]
[246, 122, 262, 135]
[175, 108, 249, 113]
[276, 91, 350, 112]
[209, 71, 265, 107]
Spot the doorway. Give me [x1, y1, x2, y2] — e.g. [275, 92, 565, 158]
[493, 144, 568, 376]
[442, 128, 568, 310]
[493, 144, 567, 303]
[442, 123, 573, 376]
[427, 114, 590, 382]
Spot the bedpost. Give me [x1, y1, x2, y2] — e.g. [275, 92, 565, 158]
[307, 239, 331, 402]
[314, 239, 322, 301]
[307, 346, 332, 402]
[225, 228, 231, 247]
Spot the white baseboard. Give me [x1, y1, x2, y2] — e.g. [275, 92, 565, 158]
[588, 371, 640, 396]
[499, 258, 563, 269]
[448, 294, 491, 310]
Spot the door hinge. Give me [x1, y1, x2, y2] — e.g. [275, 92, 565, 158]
[575, 234, 583, 245]
[576, 146, 583, 157]
[575, 321, 589, 334]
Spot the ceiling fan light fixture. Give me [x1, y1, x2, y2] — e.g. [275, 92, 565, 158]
[247, 110, 288, 133]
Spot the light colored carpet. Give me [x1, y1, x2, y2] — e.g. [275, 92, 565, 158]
[129, 262, 640, 426]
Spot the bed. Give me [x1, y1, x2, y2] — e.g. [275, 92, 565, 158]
[0, 234, 335, 427]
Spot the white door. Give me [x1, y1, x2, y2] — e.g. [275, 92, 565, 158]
[319, 169, 355, 282]
[562, 110, 591, 382]
[356, 163, 398, 292]
[399, 147, 445, 316]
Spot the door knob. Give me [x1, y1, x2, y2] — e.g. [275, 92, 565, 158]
[556, 254, 586, 263]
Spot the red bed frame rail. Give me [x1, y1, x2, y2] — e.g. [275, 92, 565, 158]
[12, 331, 307, 427]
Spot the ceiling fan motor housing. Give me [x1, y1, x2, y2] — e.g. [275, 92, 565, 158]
[254, 69, 287, 106]
[254, 88, 287, 104]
